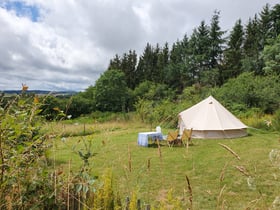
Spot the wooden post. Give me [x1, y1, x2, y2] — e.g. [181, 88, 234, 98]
[137, 199, 141, 210]
[126, 196, 130, 210]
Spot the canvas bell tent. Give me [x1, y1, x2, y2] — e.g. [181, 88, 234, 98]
[178, 96, 247, 139]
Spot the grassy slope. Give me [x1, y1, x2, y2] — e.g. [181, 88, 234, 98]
[47, 120, 280, 209]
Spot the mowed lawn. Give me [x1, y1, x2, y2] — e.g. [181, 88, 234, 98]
[47, 120, 280, 209]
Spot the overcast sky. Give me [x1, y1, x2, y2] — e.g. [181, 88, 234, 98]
[0, 0, 278, 91]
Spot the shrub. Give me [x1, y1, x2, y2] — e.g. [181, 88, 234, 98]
[215, 72, 280, 114]
[0, 92, 57, 209]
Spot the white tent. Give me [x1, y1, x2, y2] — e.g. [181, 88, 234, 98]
[178, 96, 247, 139]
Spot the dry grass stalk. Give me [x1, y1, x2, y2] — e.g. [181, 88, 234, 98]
[67, 159, 71, 210]
[68, 191, 91, 210]
[185, 175, 193, 209]
[217, 184, 226, 209]
[247, 197, 262, 208]
[157, 139, 162, 159]
[234, 165, 250, 176]
[52, 138, 57, 205]
[221, 200, 227, 210]
[4, 195, 12, 210]
[147, 158, 151, 172]
[219, 143, 240, 160]
[219, 162, 229, 182]
[128, 145, 132, 172]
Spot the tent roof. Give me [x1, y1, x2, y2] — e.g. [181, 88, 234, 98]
[178, 96, 247, 131]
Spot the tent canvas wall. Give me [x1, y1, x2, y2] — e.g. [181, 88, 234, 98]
[178, 96, 247, 139]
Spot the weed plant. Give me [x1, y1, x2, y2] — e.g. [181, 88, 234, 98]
[0, 92, 57, 209]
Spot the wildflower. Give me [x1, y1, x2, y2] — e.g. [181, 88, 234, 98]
[264, 119, 272, 126]
[22, 83, 28, 91]
[53, 107, 60, 111]
[34, 95, 39, 104]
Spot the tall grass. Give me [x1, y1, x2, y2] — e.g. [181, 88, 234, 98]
[47, 119, 280, 209]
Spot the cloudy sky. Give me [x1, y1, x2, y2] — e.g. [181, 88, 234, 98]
[0, 0, 278, 91]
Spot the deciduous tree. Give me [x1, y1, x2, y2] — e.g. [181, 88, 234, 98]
[94, 69, 129, 112]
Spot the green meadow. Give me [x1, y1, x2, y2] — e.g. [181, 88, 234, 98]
[46, 118, 280, 209]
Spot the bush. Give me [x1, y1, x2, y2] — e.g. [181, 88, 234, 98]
[0, 92, 57, 209]
[94, 69, 130, 112]
[215, 72, 280, 114]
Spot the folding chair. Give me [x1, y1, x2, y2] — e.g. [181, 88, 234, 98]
[181, 128, 193, 148]
[166, 130, 179, 147]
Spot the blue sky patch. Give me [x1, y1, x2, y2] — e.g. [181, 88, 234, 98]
[1, 1, 40, 22]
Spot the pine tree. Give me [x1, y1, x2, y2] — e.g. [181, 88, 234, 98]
[136, 42, 165, 85]
[223, 19, 244, 79]
[196, 21, 211, 68]
[108, 54, 122, 70]
[188, 30, 199, 84]
[121, 50, 137, 89]
[181, 34, 194, 87]
[136, 43, 155, 83]
[259, 4, 273, 48]
[156, 42, 169, 83]
[207, 10, 226, 86]
[270, 4, 280, 38]
[242, 15, 263, 74]
[167, 36, 192, 91]
[152, 43, 161, 83]
[164, 41, 184, 90]
[209, 10, 226, 68]
[188, 21, 211, 83]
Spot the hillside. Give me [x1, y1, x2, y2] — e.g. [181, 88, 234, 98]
[1, 89, 77, 96]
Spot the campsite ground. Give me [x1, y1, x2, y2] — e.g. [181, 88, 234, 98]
[47, 119, 280, 209]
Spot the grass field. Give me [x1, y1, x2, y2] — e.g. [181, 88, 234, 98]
[46, 119, 280, 209]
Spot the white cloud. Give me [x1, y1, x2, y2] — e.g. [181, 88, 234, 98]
[0, 0, 279, 91]
[133, 3, 152, 34]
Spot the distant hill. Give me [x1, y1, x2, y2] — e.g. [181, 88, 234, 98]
[1, 90, 77, 96]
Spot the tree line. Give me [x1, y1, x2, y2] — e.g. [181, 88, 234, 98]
[44, 3, 280, 118]
[107, 4, 279, 89]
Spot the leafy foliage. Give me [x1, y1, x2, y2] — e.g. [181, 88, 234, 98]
[0, 92, 56, 209]
[94, 69, 130, 112]
[68, 93, 94, 118]
[40, 95, 68, 120]
[133, 81, 175, 101]
[262, 34, 280, 75]
[215, 72, 280, 114]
